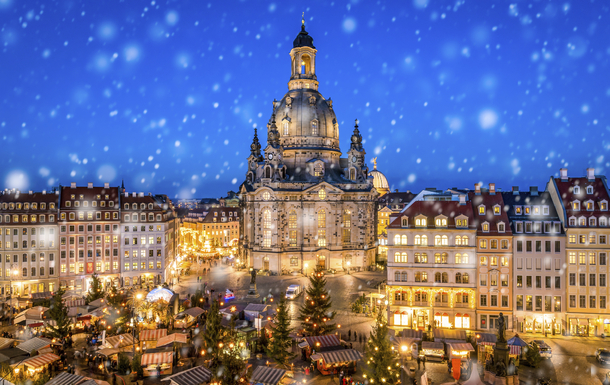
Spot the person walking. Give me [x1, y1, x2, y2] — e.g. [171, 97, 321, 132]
[417, 355, 421, 370]
[354, 331, 357, 341]
[348, 329, 352, 341]
[422, 355, 426, 370]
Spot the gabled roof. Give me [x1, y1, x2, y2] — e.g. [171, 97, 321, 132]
[468, 191, 513, 236]
[554, 176, 610, 220]
[388, 200, 475, 229]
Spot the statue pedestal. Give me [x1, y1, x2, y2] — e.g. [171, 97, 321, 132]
[246, 283, 260, 298]
[483, 371, 519, 385]
[494, 341, 510, 368]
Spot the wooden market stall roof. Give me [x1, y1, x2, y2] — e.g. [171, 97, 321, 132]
[251, 366, 287, 385]
[139, 329, 167, 341]
[46, 371, 86, 385]
[310, 349, 363, 364]
[421, 341, 444, 351]
[448, 343, 475, 352]
[156, 333, 188, 348]
[301, 335, 341, 349]
[141, 352, 174, 365]
[16, 337, 53, 353]
[433, 329, 467, 341]
[181, 307, 204, 318]
[0, 337, 15, 350]
[161, 365, 213, 385]
[14, 353, 60, 369]
[104, 334, 135, 349]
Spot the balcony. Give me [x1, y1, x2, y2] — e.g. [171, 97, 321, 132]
[413, 301, 429, 307]
[455, 302, 470, 308]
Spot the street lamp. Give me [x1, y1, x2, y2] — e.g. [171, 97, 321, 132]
[346, 261, 351, 275]
[132, 293, 143, 355]
[304, 263, 308, 276]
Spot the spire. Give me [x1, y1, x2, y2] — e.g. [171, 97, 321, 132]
[268, 114, 280, 148]
[372, 157, 378, 170]
[350, 119, 363, 151]
[250, 128, 262, 159]
[293, 14, 315, 48]
[121, 179, 125, 191]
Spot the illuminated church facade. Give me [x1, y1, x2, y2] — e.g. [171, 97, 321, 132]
[239, 21, 378, 273]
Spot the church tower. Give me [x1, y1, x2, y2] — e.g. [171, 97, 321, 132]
[239, 18, 378, 274]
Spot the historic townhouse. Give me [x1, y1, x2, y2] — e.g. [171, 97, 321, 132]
[377, 190, 416, 263]
[201, 207, 240, 249]
[502, 186, 565, 335]
[120, 192, 175, 289]
[547, 168, 610, 336]
[387, 195, 477, 331]
[469, 183, 514, 332]
[0, 190, 59, 297]
[58, 183, 121, 294]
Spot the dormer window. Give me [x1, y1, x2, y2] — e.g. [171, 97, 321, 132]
[24, 203, 29, 210]
[579, 217, 586, 226]
[498, 223, 505, 232]
[600, 217, 608, 227]
[435, 218, 447, 227]
[574, 186, 581, 194]
[587, 186, 593, 194]
[401, 218, 408, 227]
[569, 217, 576, 226]
[601, 201, 608, 211]
[515, 206, 522, 215]
[524, 206, 531, 215]
[314, 165, 324, 177]
[589, 217, 597, 227]
[455, 218, 468, 228]
[585, 201, 594, 211]
[533, 206, 540, 215]
[573, 201, 580, 211]
[415, 218, 427, 227]
[543, 206, 549, 215]
[478, 206, 485, 215]
[493, 205, 501, 215]
[311, 120, 318, 136]
[482, 222, 489, 232]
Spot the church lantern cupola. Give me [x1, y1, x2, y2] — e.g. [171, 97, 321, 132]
[289, 14, 318, 91]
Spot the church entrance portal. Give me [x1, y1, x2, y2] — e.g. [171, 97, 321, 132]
[317, 255, 326, 270]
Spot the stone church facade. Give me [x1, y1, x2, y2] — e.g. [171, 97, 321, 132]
[239, 20, 378, 274]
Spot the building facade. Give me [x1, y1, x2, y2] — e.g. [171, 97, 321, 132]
[119, 192, 174, 288]
[547, 167, 610, 336]
[0, 190, 59, 297]
[469, 183, 514, 332]
[201, 207, 240, 250]
[58, 183, 121, 294]
[503, 186, 565, 335]
[387, 196, 477, 331]
[239, 21, 377, 273]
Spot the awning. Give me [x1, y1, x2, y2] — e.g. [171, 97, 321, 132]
[422, 341, 444, 351]
[0, 338, 15, 350]
[156, 333, 188, 348]
[31, 292, 53, 300]
[510, 345, 522, 355]
[251, 366, 287, 385]
[160, 365, 212, 385]
[38, 347, 54, 355]
[45, 371, 86, 385]
[105, 334, 135, 349]
[141, 351, 174, 366]
[96, 348, 120, 357]
[77, 315, 92, 321]
[15, 353, 60, 369]
[28, 323, 44, 328]
[433, 329, 467, 341]
[16, 337, 53, 353]
[399, 329, 423, 339]
[182, 307, 205, 318]
[139, 329, 168, 341]
[449, 343, 475, 352]
[63, 299, 86, 308]
[580, 319, 589, 326]
[303, 334, 341, 349]
[475, 333, 497, 346]
[310, 349, 363, 364]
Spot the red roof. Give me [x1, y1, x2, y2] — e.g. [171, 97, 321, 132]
[388, 200, 475, 229]
[304, 334, 341, 348]
[554, 176, 610, 220]
[468, 191, 513, 236]
[141, 351, 173, 365]
[59, 185, 120, 208]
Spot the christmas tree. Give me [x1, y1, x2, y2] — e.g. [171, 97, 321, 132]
[204, 299, 225, 368]
[364, 308, 400, 385]
[86, 273, 105, 303]
[47, 288, 71, 338]
[266, 297, 296, 366]
[212, 317, 249, 385]
[298, 269, 336, 336]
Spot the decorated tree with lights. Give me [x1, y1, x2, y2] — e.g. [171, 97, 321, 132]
[211, 317, 250, 385]
[47, 288, 71, 338]
[204, 299, 226, 368]
[364, 308, 399, 385]
[298, 269, 336, 336]
[86, 273, 105, 303]
[267, 297, 296, 366]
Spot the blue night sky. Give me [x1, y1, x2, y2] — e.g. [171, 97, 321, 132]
[1, 0, 609, 199]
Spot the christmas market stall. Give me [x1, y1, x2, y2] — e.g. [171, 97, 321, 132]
[174, 307, 204, 329]
[140, 329, 168, 349]
[391, 336, 420, 360]
[12, 353, 60, 375]
[103, 333, 136, 351]
[16, 337, 54, 355]
[421, 341, 445, 362]
[310, 349, 363, 376]
[507, 334, 528, 358]
[156, 333, 188, 348]
[141, 351, 174, 377]
[298, 335, 342, 360]
[161, 365, 212, 385]
[13, 306, 48, 326]
[250, 365, 287, 385]
[0, 337, 15, 350]
[474, 333, 497, 363]
[447, 342, 474, 361]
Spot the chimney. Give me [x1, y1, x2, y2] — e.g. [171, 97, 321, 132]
[70, 182, 76, 188]
[148, 193, 152, 196]
[489, 183, 496, 195]
[104, 182, 109, 189]
[132, 192, 137, 197]
[124, 192, 129, 197]
[459, 195, 466, 205]
[530, 186, 539, 196]
[138, 192, 144, 197]
[87, 183, 93, 189]
[29, 190, 33, 195]
[55, 190, 59, 195]
[475, 183, 481, 195]
[560, 168, 568, 181]
[512, 186, 519, 195]
[42, 190, 46, 195]
[587, 167, 595, 181]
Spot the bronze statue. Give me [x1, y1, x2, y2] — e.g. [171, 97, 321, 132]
[497, 312, 506, 342]
[250, 268, 257, 285]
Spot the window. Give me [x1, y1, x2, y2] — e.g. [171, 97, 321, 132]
[601, 253, 607, 265]
[479, 239, 487, 249]
[590, 296, 597, 308]
[480, 274, 487, 286]
[516, 222, 523, 233]
[590, 274, 596, 286]
[288, 211, 297, 247]
[579, 252, 586, 265]
[580, 273, 586, 286]
[480, 295, 487, 307]
[414, 253, 428, 263]
[600, 274, 606, 287]
[498, 223, 505, 232]
[478, 206, 485, 215]
[415, 218, 427, 227]
[493, 205, 501, 215]
[602, 296, 607, 309]
[491, 240, 498, 249]
[311, 120, 318, 135]
[601, 235, 607, 244]
[262, 209, 272, 248]
[516, 240, 522, 252]
[502, 296, 508, 307]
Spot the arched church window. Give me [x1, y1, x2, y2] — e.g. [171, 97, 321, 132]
[283, 121, 289, 135]
[317, 209, 326, 247]
[311, 120, 318, 135]
[342, 210, 351, 244]
[262, 209, 272, 248]
[288, 210, 297, 247]
[265, 167, 271, 179]
[349, 168, 356, 181]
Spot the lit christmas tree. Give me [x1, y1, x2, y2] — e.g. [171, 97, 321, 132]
[364, 308, 400, 385]
[298, 269, 336, 336]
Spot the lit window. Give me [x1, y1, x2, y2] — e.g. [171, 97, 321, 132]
[318, 189, 326, 200]
[479, 206, 485, 215]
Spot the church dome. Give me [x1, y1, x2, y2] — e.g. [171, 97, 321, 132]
[369, 159, 389, 195]
[293, 24, 315, 49]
